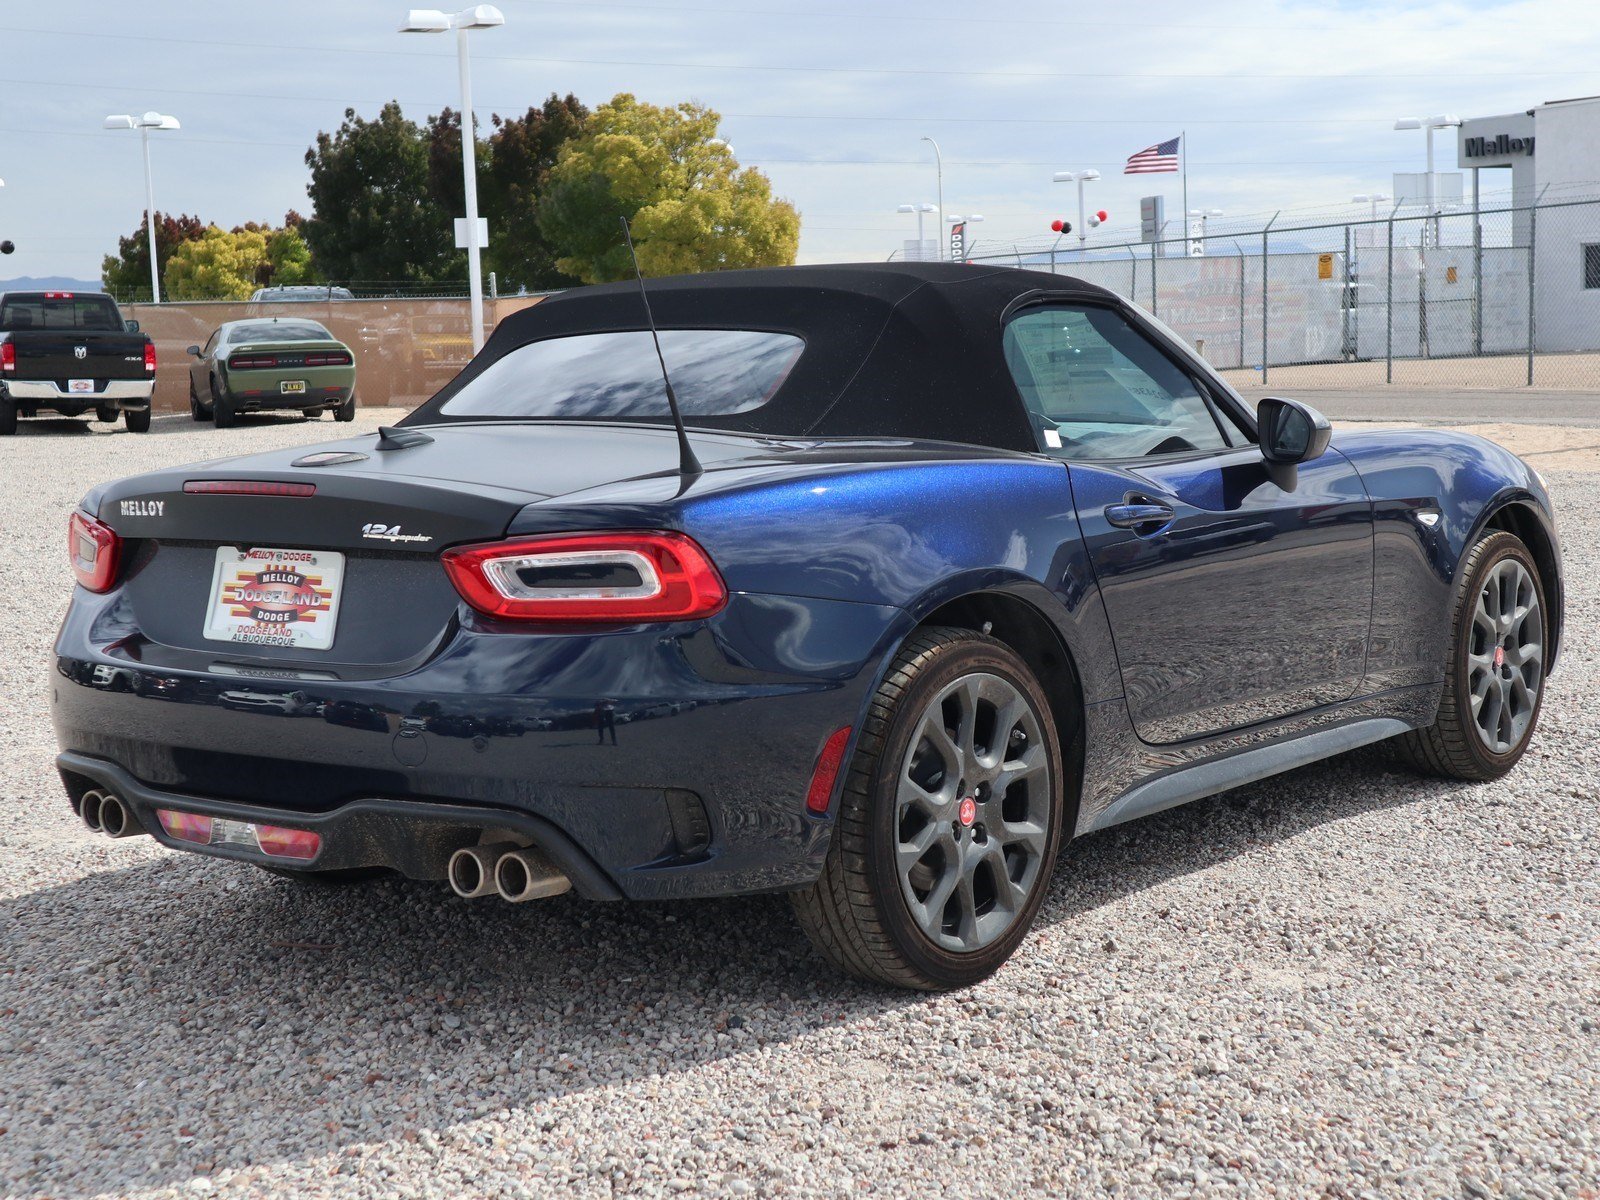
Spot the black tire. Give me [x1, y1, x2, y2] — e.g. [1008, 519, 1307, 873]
[334, 394, 356, 422]
[212, 377, 237, 429]
[0, 397, 15, 435]
[123, 406, 151, 433]
[96, 405, 118, 423]
[256, 865, 389, 886]
[1393, 530, 1548, 780]
[189, 382, 212, 422]
[791, 626, 1066, 990]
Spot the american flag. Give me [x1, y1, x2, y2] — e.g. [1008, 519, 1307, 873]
[1124, 136, 1181, 174]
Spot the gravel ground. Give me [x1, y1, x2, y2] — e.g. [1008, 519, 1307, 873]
[2, 413, 1597, 1199]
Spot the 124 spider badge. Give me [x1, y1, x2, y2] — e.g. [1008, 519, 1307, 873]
[202, 546, 345, 651]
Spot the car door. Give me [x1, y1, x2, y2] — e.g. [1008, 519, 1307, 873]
[191, 329, 219, 396]
[1003, 300, 1374, 745]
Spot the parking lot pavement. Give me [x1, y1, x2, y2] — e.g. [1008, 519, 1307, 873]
[1235, 387, 1600, 427]
[2, 419, 1597, 1199]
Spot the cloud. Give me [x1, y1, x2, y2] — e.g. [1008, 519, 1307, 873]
[3, 0, 1595, 279]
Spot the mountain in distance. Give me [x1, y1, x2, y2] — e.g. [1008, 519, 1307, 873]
[0, 275, 103, 293]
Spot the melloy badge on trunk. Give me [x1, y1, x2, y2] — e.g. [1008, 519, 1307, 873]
[203, 546, 345, 651]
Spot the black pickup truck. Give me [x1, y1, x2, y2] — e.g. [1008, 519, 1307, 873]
[0, 292, 156, 434]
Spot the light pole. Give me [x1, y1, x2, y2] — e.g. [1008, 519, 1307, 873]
[920, 137, 944, 258]
[1353, 193, 1392, 223]
[896, 203, 938, 261]
[1394, 115, 1459, 246]
[1052, 170, 1101, 251]
[401, 5, 505, 353]
[104, 112, 180, 303]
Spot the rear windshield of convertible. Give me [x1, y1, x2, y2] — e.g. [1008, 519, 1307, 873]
[437, 329, 805, 419]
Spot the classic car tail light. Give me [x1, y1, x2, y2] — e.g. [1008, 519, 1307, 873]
[805, 726, 854, 815]
[441, 531, 728, 623]
[303, 350, 353, 367]
[183, 480, 316, 497]
[143, 342, 157, 373]
[229, 354, 279, 369]
[68, 510, 121, 593]
[1, 340, 14, 372]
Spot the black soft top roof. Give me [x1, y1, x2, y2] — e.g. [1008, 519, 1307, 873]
[406, 262, 1118, 452]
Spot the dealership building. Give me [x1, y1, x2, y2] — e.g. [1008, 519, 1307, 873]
[1456, 95, 1600, 350]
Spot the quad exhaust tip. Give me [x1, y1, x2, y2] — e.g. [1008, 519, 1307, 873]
[447, 843, 511, 900]
[449, 843, 572, 903]
[494, 848, 572, 903]
[79, 789, 144, 839]
[79, 789, 106, 833]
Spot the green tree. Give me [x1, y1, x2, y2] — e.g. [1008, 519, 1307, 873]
[427, 94, 590, 291]
[537, 93, 799, 284]
[101, 212, 206, 300]
[302, 102, 456, 286]
[163, 226, 269, 300]
[161, 220, 317, 299]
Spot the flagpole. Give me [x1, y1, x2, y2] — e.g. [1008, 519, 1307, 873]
[1181, 130, 1188, 255]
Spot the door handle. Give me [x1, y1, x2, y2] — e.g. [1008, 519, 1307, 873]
[1105, 502, 1175, 531]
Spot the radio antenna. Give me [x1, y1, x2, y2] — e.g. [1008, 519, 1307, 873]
[619, 216, 702, 478]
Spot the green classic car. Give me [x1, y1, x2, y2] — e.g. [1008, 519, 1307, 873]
[187, 318, 357, 427]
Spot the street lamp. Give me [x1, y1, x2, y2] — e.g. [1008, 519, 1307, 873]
[104, 111, 181, 304]
[920, 137, 944, 258]
[1052, 169, 1101, 249]
[896, 203, 938, 261]
[1395, 115, 1460, 246]
[1352, 193, 1392, 222]
[401, 4, 505, 352]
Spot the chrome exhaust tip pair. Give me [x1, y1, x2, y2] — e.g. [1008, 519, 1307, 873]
[447, 844, 572, 903]
[78, 789, 141, 838]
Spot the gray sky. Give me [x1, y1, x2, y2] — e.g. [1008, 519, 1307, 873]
[2, 0, 1594, 282]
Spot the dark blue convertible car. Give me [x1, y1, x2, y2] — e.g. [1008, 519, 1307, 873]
[55, 263, 1562, 989]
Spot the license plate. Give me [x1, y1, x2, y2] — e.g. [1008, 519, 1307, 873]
[280, 380, 307, 395]
[203, 547, 345, 652]
[68, 379, 94, 393]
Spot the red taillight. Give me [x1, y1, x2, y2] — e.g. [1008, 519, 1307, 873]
[44, 291, 73, 299]
[68, 510, 121, 592]
[143, 342, 157, 373]
[154, 810, 321, 861]
[1, 341, 14, 372]
[183, 480, 316, 497]
[251, 825, 322, 861]
[157, 810, 214, 845]
[230, 355, 278, 370]
[303, 351, 353, 367]
[441, 531, 728, 623]
[805, 726, 854, 815]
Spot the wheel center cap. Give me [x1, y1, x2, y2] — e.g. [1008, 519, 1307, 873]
[1494, 645, 1506, 669]
[957, 796, 977, 827]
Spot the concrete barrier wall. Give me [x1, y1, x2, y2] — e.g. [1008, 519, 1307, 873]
[123, 296, 544, 413]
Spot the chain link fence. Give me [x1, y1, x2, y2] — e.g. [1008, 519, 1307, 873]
[968, 197, 1600, 391]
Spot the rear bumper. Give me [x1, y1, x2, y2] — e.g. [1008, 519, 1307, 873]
[4, 379, 154, 409]
[57, 751, 622, 898]
[52, 590, 904, 900]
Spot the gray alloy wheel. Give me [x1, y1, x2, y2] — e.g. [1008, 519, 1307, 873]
[895, 672, 1053, 954]
[1468, 557, 1544, 754]
[1395, 530, 1548, 780]
[792, 626, 1066, 990]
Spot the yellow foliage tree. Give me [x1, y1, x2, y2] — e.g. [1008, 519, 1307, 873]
[538, 94, 800, 284]
[163, 223, 318, 300]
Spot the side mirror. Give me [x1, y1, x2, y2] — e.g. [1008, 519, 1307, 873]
[124, 319, 140, 333]
[1257, 397, 1331, 489]
[185, 344, 202, 357]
